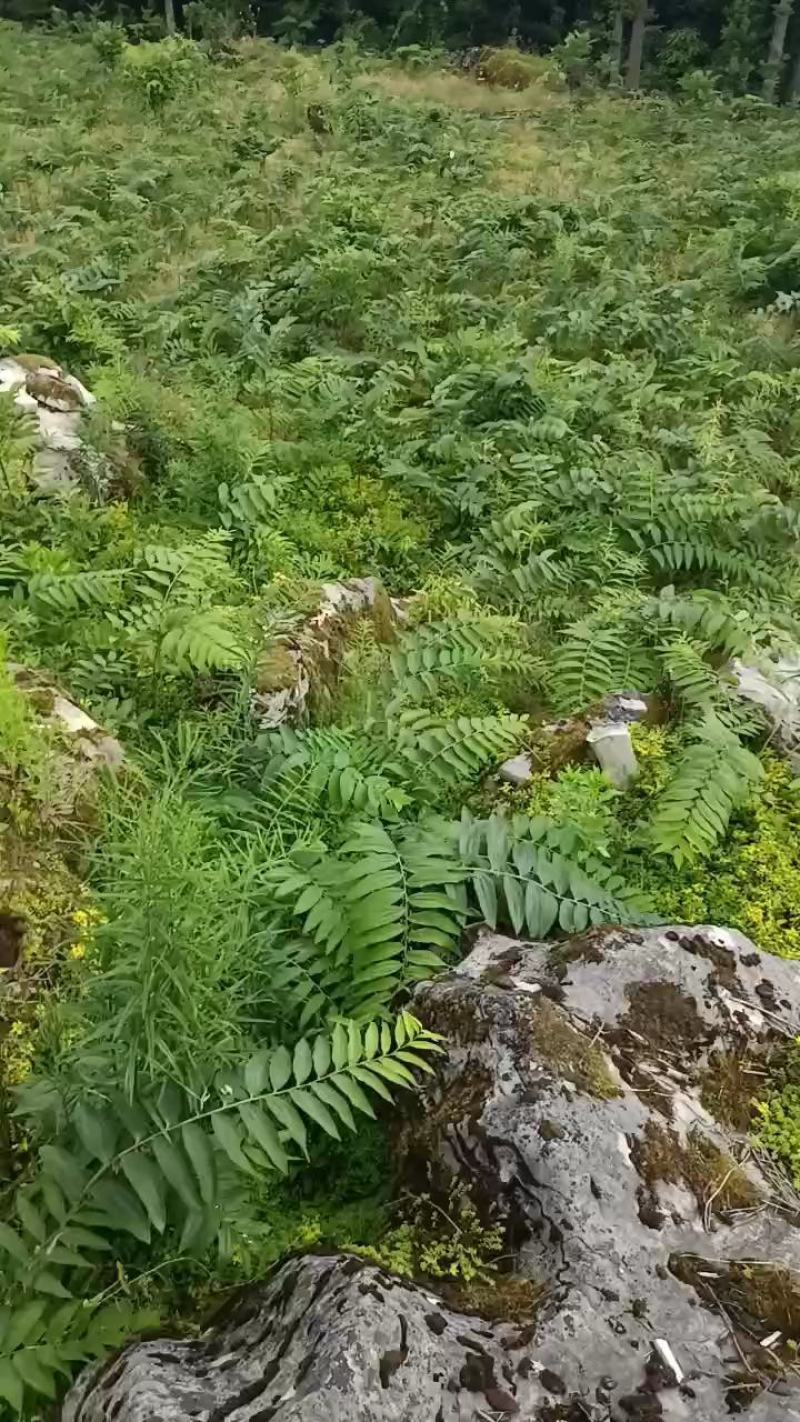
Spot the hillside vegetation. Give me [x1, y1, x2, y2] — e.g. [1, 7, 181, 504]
[3, 22, 800, 1412]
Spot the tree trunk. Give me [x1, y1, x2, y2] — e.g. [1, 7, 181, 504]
[790, 43, 800, 102]
[608, 3, 624, 84]
[625, 0, 648, 92]
[164, 0, 177, 36]
[763, 0, 794, 102]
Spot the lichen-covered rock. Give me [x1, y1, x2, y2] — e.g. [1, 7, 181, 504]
[731, 654, 800, 770]
[403, 924, 800, 1418]
[252, 576, 399, 728]
[9, 666, 124, 776]
[0, 354, 95, 493]
[63, 1253, 548, 1422]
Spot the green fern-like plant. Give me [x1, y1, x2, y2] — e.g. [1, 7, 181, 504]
[457, 811, 651, 936]
[268, 822, 468, 1018]
[0, 1015, 439, 1411]
[548, 619, 654, 714]
[390, 708, 527, 787]
[649, 721, 763, 866]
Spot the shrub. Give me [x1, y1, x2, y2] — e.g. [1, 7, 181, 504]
[121, 37, 207, 109]
[481, 47, 554, 90]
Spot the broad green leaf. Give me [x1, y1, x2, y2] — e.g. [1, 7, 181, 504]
[120, 1153, 167, 1232]
[332, 1072, 375, 1117]
[310, 1079, 355, 1131]
[0, 1222, 29, 1263]
[473, 871, 498, 927]
[12, 1349, 56, 1398]
[151, 1137, 200, 1212]
[89, 1181, 151, 1244]
[293, 1038, 313, 1085]
[292, 1088, 340, 1139]
[0, 1361, 23, 1413]
[238, 1103, 289, 1173]
[266, 1095, 308, 1155]
[30, 1271, 72, 1300]
[4, 1300, 46, 1350]
[40, 1146, 87, 1203]
[331, 1023, 348, 1070]
[210, 1113, 254, 1175]
[364, 1022, 380, 1060]
[244, 1048, 270, 1097]
[312, 1034, 331, 1078]
[74, 1104, 117, 1163]
[181, 1122, 216, 1206]
[17, 1195, 47, 1245]
[269, 1044, 292, 1092]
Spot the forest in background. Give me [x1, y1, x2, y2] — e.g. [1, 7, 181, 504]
[7, 0, 800, 102]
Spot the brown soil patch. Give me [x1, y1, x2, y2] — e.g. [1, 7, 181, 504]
[620, 980, 710, 1057]
[631, 1120, 762, 1217]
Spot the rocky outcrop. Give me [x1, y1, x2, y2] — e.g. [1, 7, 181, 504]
[63, 1253, 547, 1422]
[404, 925, 800, 1419]
[252, 577, 400, 728]
[10, 666, 123, 778]
[64, 924, 800, 1421]
[0, 353, 96, 493]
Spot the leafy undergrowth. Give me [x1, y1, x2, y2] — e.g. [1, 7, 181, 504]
[3, 21, 800, 1413]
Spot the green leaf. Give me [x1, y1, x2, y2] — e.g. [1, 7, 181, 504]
[293, 1038, 313, 1085]
[0, 1360, 24, 1412]
[331, 1023, 348, 1071]
[151, 1136, 200, 1212]
[269, 1044, 292, 1091]
[182, 1122, 216, 1206]
[309, 1080, 355, 1131]
[473, 871, 498, 927]
[364, 1022, 380, 1060]
[292, 1088, 340, 1139]
[244, 1049, 270, 1097]
[0, 1222, 29, 1263]
[40, 1146, 87, 1203]
[332, 1072, 375, 1118]
[74, 1104, 117, 1163]
[30, 1271, 72, 1300]
[210, 1113, 254, 1175]
[266, 1095, 308, 1155]
[120, 1153, 167, 1233]
[312, 1034, 331, 1077]
[238, 1103, 289, 1173]
[89, 1181, 151, 1244]
[12, 1349, 56, 1398]
[17, 1195, 46, 1245]
[4, 1301, 46, 1350]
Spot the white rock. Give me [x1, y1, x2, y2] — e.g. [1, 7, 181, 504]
[0, 357, 26, 394]
[498, 753, 533, 786]
[731, 654, 800, 768]
[586, 721, 638, 788]
[51, 695, 99, 735]
[0, 355, 95, 493]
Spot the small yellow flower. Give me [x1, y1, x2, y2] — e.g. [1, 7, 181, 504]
[71, 910, 89, 928]
[70, 941, 87, 960]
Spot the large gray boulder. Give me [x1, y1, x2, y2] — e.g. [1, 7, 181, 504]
[405, 925, 800, 1419]
[63, 1252, 545, 1422]
[64, 925, 800, 1421]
